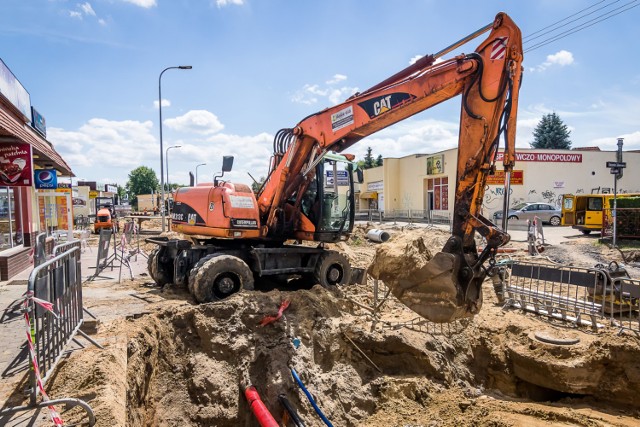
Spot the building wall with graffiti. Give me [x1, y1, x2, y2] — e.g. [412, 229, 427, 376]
[358, 147, 640, 219]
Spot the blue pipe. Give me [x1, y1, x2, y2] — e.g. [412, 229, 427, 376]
[290, 368, 333, 427]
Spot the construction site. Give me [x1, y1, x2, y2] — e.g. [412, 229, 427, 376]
[1, 218, 639, 426]
[1, 4, 640, 426]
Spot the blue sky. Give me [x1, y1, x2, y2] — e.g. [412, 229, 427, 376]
[1, 0, 639, 187]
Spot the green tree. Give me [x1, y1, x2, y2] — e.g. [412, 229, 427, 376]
[126, 166, 159, 206]
[116, 184, 127, 204]
[364, 147, 375, 169]
[531, 112, 572, 149]
[251, 176, 266, 194]
[376, 154, 383, 167]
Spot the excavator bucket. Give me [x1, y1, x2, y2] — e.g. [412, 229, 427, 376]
[389, 252, 477, 323]
[368, 236, 484, 323]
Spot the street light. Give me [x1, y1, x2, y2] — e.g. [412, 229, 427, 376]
[166, 144, 182, 192]
[159, 65, 192, 232]
[195, 163, 206, 185]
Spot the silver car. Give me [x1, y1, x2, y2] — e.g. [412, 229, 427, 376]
[493, 202, 562, 226]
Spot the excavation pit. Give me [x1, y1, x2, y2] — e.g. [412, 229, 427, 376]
[41, 225, 640, 426]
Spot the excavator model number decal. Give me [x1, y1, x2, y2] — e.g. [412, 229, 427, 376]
[357, 93, 416, 119]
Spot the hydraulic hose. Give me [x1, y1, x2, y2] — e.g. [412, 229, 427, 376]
[290, 368, 333, 427]
[244, 386, 279, 427]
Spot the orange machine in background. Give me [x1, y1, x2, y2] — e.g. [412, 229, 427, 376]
[93, 207, 113, 234]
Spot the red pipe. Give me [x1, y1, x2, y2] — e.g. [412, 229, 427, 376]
[244, 386, 279, 427]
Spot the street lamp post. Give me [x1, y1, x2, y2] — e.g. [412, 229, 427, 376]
[159, 65, 192, 232]
[195, 163, 206, 185]
[166, 144, 182, 192]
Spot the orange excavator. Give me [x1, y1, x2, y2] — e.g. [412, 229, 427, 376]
[147, 12, 523, 322]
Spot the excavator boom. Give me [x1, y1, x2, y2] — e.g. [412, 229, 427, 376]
[258, 12, 523, 322]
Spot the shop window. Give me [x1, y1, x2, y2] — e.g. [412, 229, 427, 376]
[428, 178, 448, 211]
[0, 187, 24, 250]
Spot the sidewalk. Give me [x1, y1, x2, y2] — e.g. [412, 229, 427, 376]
[0, 237, 152, 426]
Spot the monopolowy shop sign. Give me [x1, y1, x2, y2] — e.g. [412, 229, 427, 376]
[495, 152, 582, 163]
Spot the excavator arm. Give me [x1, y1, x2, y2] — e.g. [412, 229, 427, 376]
[258, 12, 523, 322]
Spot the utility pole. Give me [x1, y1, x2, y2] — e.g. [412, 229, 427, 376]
[609, 138, 624, 247]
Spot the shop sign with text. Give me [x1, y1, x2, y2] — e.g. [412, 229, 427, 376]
[486, 170, 523, 185]
[495, 152, 582, 163]
[0, 142, 32, 186]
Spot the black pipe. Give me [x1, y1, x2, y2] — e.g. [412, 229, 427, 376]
[278, 393, 306, 427]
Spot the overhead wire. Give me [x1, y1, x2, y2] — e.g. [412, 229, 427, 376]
[523, 0, 618, 42]
[523, 0, 638, 53]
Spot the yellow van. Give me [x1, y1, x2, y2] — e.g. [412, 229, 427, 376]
[561, 193, 640, 235]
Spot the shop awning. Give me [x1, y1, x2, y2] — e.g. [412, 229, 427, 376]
[0, 107, 74, 176]
[359, 191, 378, 199]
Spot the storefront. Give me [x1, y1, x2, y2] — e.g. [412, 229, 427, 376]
[359, 147, 640, 220]
[0, 58, 73, 279]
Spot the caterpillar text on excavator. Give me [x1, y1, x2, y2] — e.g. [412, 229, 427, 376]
[147, 12, 523, 323]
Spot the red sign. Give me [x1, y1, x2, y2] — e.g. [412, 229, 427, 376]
[495, 152, 582, 163]
[0, 142, 32, 186]
[486, 170, 523, 185]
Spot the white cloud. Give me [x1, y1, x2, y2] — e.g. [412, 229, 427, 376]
[153, 99, 171, 109]
[69, 10, 82, 19]
[47, 113, 276, 186]
[98, 18, 107, 26]
[164, 110, 224, 135]
[326, 74, 347, 85]
[121, 0, 157, 8]
[530, 50, 575, 72]
[292, 75, 358, 106]
[49, 118, 157, 175]
[79, 2, 96, 16]
[216, 0, 244, 7]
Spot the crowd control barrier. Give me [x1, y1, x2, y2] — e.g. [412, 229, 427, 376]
[504, 261, 608, 330]
[0, 246, 98, 426]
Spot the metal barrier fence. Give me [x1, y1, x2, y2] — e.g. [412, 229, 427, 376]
[608, 277, 640, 336]
[504, 261, 608, 330]
[0, 247, 97, 425]
[504, 261, 640, 335]
[355, 209, 452, 227]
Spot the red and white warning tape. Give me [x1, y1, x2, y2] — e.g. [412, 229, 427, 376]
[23, 291, 65, 426]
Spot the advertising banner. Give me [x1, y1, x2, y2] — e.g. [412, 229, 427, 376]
[426, 154, 444, 175]
[0, 142, 32, 186]
[34, 169, 58, 189]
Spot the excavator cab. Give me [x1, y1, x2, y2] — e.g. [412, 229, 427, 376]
[299, 154, 356, 242]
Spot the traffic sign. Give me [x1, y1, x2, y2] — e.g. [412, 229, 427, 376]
[606, 161, 626, 168]
[610, 168, 620, 175]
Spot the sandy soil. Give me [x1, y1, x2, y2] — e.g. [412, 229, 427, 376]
[40, 223, 640, 426]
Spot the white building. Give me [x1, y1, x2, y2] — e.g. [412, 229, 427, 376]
[358, 147, 640, 219]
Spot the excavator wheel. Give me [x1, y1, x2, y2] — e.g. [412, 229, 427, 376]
[148, 248, 171, 287]
[190, 254, 255, 303]
[314, 251, 351, 288]
[188, 254, 217, 295]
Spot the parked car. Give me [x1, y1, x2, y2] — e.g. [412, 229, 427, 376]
[493, 202, 562, 226]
